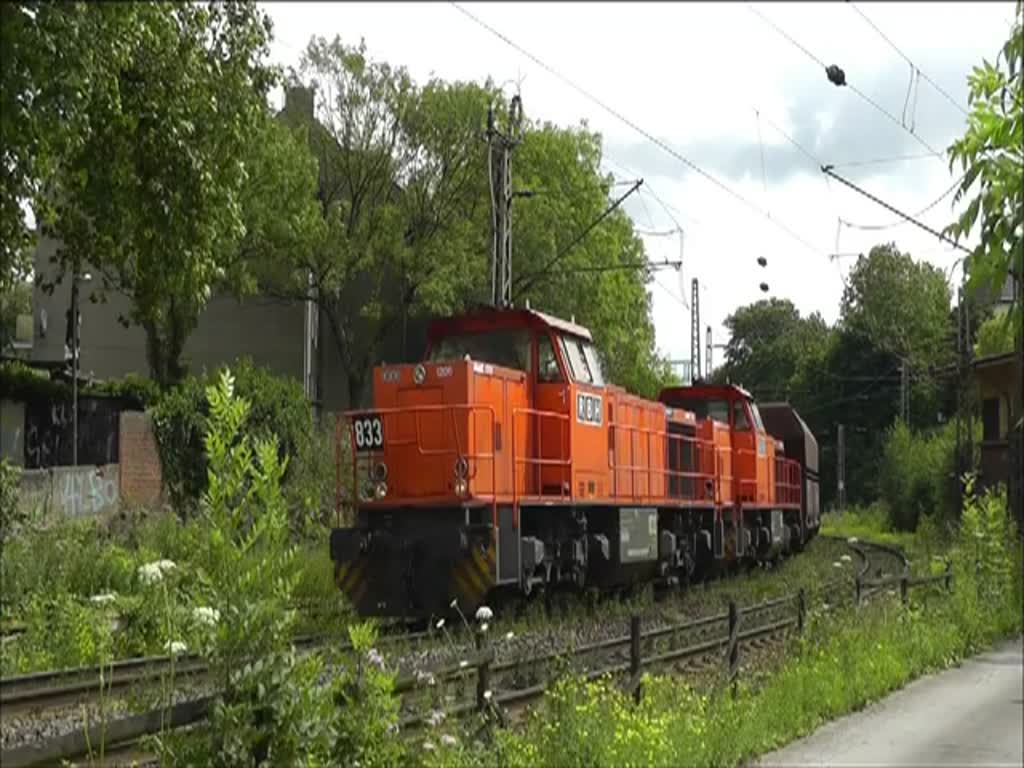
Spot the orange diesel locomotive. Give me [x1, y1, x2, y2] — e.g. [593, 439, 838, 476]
[331, 306, 820, 618]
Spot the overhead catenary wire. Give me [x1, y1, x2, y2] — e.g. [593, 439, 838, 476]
[847, 2, 970, 117]
[451, 1, 830, 261]
[746, 4, 945, 159]
[838, 173, 965, 231]
[822, 166, 972, 254]
[830, 151, 941, 168]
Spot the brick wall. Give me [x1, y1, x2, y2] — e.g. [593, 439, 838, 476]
[119, 411, 163, 508]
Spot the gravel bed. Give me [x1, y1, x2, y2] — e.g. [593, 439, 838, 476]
[0, 677, 216, 754]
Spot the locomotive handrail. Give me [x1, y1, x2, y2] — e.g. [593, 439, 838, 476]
[607, 418, 717, 503]
[341, 403, 498, 504]
[511, 406, 572, 504]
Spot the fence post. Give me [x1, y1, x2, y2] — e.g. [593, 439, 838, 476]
[797, 588, 806, 634]
[727, 600, 739, 699]
[900, 575, 908, 606]
[475, 630, 491, 712]
[630, 614, 642, 704]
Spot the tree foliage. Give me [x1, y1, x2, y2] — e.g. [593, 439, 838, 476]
[20, 2, 296, 388]
[270, 38, 672, 404]
[715, 298, 828, 400]
[946, 1, 1023, 328]
[0, 3, 149, 291]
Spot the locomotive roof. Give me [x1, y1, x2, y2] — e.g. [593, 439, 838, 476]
[427, 306, 593, 342]
[659, 383, 754, 402]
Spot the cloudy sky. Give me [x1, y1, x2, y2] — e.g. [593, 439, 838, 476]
[262, 1, 1016, 374]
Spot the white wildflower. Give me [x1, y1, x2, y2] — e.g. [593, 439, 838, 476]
[483, 690, 493, 701]
[440, 734, 457, 747]
[192, 606, 220, 626]
[458, 660, 468, 669]
[366, 648, 385, 669]
[475, 605, 493, 622]
[435, 618, 445, 629]
[89, 593, 117, 605]
[504, 631, 515, 642]
[426, 709, 446, 727]
[138, 559, 177, 586]
[415, 669, 437, 687]
[840, 554, 852, 563]
[833, 561, 843, 568]
[449, 598, 458, 609]
[164, 640, 187, 656]
[847, 537, 858, 545]
[480, 622, 489, 633]
[423, 741, 436, 752]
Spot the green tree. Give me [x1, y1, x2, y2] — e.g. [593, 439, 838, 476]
[0, 3, 145, 291]
[0, 279, 31, 354]
[946, 1, 1023, 327]
[715, 298, 829, 400]
[35, 2, 284, 388]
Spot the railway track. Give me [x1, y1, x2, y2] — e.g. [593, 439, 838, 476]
[0, 536, 916, 767]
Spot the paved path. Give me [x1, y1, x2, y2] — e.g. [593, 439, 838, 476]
[757, 636, 1023, 767]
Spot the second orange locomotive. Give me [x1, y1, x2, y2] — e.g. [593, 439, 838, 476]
[331, 305, 819, 618]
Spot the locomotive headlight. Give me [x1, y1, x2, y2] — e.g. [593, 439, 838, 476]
[413, 364, 427, 385]
[371, 461, 388, 482]
[374, 481, 388, 500]
[454, 478, 469, 497]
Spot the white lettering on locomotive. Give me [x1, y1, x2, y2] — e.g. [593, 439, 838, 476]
[353, 415, 384, 452]
[576, 393, 603, 426]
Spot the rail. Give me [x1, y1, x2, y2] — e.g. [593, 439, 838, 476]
[3, 538, 949, 766]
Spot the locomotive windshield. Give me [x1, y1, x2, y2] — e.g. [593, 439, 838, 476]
[428, 328, 533, 372]
[560, 334, 605, 386]
[670, 398, 730, 424]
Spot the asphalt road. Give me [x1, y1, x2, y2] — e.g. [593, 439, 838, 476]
[757, 635, 1023, 767]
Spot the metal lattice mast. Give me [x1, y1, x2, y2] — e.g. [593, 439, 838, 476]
[487, 96, 523, 308]
[691, 278, 701, 381]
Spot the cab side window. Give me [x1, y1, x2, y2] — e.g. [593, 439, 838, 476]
[537, 334, 563, 382]
[732, 400, 750, 431]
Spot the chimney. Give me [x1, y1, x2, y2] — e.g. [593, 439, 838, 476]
[284, 86, 314, 122]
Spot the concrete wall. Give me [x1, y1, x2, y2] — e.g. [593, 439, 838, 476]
[32, 236, 308, 384]
[17, 464, 120, 519]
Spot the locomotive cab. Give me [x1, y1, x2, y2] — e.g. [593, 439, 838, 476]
[331, 306, 610, 617]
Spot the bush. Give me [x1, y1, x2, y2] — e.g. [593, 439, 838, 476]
[151, 358, 312, 514]
[878, 421, 959, 531]
[0, 458, 22, 543]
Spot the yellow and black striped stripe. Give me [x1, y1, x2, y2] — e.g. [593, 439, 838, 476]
[335, 557, 370, 610]
[450, 538, 496, 609]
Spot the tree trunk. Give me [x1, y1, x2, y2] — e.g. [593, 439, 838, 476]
[143, 298, 190, 389]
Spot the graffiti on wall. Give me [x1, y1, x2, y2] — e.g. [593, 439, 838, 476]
[57, 465, 119, 517]
[23, 396, 129, 469]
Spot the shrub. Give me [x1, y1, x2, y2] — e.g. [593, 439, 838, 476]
[151, 358, 312, 514]
[155, 368, 332, 765]
[0, 458, 22, 543]
[878, 420, 959, 530]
